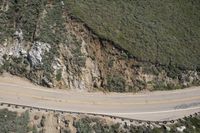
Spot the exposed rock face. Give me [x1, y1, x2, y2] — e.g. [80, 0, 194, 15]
[28, 42, 51, 67]
[0, 1, 199, 92]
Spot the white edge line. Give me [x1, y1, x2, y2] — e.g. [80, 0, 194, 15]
[105, 106, 200, 115]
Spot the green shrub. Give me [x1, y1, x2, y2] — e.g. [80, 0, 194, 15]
[32, 125, 38, 133]
[40, 115, 46, 127]
[153, 81, 167, 91]
[56, 69, 62, 81]
[107, 74, 126, 92]
[74, 117, 93, 133]
[3, 57, 29, 76]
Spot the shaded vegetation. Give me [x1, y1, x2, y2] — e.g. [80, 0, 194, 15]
[2, 56, 29, 76]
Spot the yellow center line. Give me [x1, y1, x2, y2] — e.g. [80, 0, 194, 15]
[0, 89, 200, 105]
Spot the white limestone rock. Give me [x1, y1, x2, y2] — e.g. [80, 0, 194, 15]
[28, 41, 51, 67]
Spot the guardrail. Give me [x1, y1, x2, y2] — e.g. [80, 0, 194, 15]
[0, 102, 199, 125]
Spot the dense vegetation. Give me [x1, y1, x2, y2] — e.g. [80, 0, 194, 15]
[65, 0, 200, 70]
[74, 115, 200, 133]
[0, 108, 199, 133]
[0, 109, 30, 133]
[0, 0, 65, 42]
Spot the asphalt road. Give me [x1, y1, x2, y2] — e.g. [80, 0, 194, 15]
[0, 75, 199, 121]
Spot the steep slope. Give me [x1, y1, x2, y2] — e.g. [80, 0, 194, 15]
[0, 0, 199, 92]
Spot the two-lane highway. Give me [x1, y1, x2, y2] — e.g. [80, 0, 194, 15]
[0, 75, 199, 121]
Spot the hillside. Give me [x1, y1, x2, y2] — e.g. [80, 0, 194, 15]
[65, 0, 200, 69]
[0, 0, 199, 92]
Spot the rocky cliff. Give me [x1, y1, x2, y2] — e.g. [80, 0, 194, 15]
[0, 0, 199, 92]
